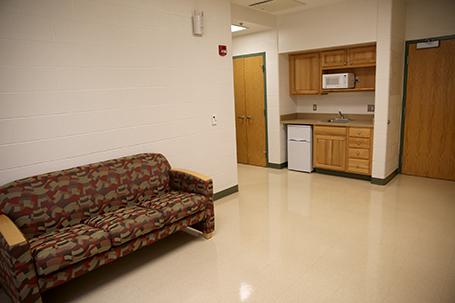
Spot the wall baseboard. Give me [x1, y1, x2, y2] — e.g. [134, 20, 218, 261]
[371, 169, 399, 185]
[267, 162, 288, 169]
[314, 168, 371, 181]
[214, 185, 239, 201]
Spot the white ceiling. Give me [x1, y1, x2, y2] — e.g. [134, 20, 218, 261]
[231, 0, 346, 15]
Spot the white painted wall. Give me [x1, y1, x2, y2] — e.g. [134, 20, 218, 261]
[277, 0, 378, 53]
[405, 0, 455, 40]
[278, 54, 297, 163]
[295, 92, 375, 114]
[0, 0, 238, 192]
[372, 0, 406, 179]
[232, 30, 282, 164]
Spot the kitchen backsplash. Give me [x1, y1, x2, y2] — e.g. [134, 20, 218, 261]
[295, 92, 375, 114]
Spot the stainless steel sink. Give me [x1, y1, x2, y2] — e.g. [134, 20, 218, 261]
[323, 118, 351, 123]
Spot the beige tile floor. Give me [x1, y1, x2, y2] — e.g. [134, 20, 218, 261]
[1, 164, 455, 302]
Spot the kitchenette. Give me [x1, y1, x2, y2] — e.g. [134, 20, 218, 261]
[282, 42, 376, 179]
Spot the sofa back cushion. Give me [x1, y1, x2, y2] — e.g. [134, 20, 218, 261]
[0, 153, 171, 239]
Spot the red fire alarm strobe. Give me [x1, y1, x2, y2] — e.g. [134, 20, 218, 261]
[218, 45, 227, 56]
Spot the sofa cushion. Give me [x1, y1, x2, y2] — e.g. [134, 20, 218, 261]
[29, 224, 111, 276]
[137, 191, 208, 225]
[83, 206, 164, 246]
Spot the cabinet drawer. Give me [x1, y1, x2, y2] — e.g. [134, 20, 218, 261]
[314, 126, 346, 136]
[349, 127, 371, 138]
[348, 148, 370, 159]
[347, 159, 370, 175]
[349, 137, 370, 149]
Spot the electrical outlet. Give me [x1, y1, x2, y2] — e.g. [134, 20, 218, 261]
[367, 104, 375, 112]
[313, 104, 317, 111]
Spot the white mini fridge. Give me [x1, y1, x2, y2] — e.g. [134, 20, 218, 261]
[287, 125, 313, 172]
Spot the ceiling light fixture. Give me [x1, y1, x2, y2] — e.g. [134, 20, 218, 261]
[231, 23, 248, 33]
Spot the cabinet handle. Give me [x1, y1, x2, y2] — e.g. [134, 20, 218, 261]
[237, 116, 245, 120]
[246, 116, 252, 120]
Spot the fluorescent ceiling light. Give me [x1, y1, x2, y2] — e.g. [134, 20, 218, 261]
[231, 24, 248, 33]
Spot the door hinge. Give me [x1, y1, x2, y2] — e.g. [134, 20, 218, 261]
[261, 65, 265, 72]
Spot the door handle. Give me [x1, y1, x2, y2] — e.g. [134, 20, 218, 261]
[237, 115, 246, 120]
[246, 116, 252, 120]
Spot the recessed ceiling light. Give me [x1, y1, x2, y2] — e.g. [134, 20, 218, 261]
[231, 24, 248, 33]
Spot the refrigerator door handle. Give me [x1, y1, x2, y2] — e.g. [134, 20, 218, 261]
[289, 139, 308, 143]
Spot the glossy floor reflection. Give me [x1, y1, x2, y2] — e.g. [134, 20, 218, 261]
[2, 165, 454, 303]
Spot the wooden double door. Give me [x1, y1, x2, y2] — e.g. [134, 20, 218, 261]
[233, 55, 267, 167]
[401, 38, 455, 181]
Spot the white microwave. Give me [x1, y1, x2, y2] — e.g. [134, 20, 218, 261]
[322, 73, 355, 89]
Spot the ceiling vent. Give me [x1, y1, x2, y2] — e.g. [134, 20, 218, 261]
[247, 0, 306, 13]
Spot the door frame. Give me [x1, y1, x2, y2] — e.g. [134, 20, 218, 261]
[398, 34, 455, 171]
[232, 52, 269, 165]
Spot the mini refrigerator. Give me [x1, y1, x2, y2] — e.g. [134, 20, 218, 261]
[287, 125, 312, 172]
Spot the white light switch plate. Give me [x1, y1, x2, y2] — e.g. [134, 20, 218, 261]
[211, 114, 217, 126]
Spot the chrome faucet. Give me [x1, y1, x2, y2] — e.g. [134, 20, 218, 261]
[338, 111, 345, 119]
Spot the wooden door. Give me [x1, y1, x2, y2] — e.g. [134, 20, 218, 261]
[233, 55, 267, 167]
[244, 56, 267, 166]
[320, 49, 347, 68]
[289, 53, 321, 95]
[313, 135, 346, 171]
[401, 38, 455, 181]
[233, 58, 248, 164]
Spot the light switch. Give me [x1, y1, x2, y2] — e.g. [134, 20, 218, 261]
[211, 114, 217, 126]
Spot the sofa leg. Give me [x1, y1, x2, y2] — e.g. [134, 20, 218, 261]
[202, 232, 213, 240]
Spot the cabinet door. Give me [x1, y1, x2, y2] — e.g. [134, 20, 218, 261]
[348, 45, 376, 66]
[321, 49, 347, 68]
[313, 135, 346, 171]
[289, 53, 320, 95]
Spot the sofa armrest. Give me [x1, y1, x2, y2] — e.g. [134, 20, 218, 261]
[0, 214, 41, 303]
[169, 169, 213, 199]
[0, 214, 27, 247]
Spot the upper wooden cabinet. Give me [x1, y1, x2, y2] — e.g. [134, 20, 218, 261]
[289, 43, 376, 95]
[321, 49, 347, 68]
[348, 45, 376, 66]
[289, 52, 320, 95]
[321, 45, 376, 69]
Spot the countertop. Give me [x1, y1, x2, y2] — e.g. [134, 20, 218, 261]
[281, 119, 374, 128]
[281, 113, 374, 128]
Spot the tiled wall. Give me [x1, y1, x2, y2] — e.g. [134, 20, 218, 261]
[0, 0, 238, 192]
[295, 92, 375, 114]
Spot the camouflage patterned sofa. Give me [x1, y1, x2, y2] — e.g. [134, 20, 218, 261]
[0, 153, 214, 303]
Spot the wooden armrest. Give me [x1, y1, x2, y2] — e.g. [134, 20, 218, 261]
[0, 214, 27, 247]
[171, 168, 212, 182]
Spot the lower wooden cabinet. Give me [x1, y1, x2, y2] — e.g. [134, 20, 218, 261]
[313, 125, 373, 175]
[346, 127, 372, 175]
[313, 126, 347, 171]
